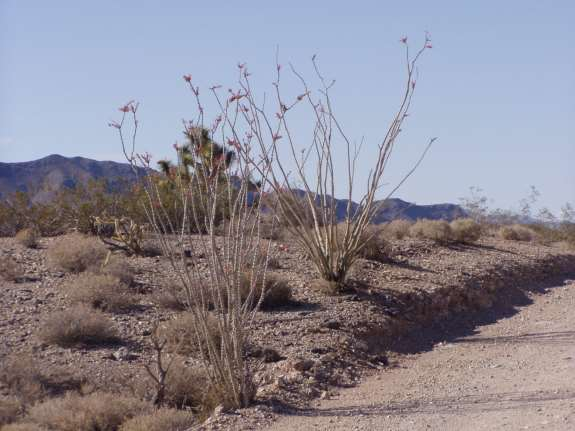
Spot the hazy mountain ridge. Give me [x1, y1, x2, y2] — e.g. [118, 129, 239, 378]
[0, 154, 141, 203]
[0, 155, 466, 221]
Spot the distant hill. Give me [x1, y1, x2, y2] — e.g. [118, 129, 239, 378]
[0, 154, 140, 203]
[0, 154, 466, 221]
[287, 189, 466, 223]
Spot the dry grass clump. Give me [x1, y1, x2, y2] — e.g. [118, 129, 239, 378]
[162, 361, 216, 410]
[88, 254, 135, 287]
[498, 224, 534, 242]
[409, 219, 453, 244]
[0, 396, 23, 427]
[382, 219, 412, 240]
[309, 279, 343, 296]
[239, 272, 292, 309]
[39, 305, 120, 347]
[119, 408, 196, 431]
[0, 355, 84, 404]
[1, 423, 46, 431]
[153, 288, 187, 311]
[0, 256, 24, 282]
[47, 233, 107, 273]
[450, 218, 482, 243]
[66, 273, 137, 312]
[356, 226, 393, 262]
[255, 244, 281, 269]
[15, 228, 40, 249]
[160, 313, 220, 355]
[27, 392, 150, 431]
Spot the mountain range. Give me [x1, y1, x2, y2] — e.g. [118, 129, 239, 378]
[0, 154, 466, 221]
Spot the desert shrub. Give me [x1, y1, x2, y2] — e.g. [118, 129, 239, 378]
[382, 219, 412, 240]
[309, 279, 343, 296]
[0, 256, 24, 282]
[0, 396, 22, 426]
[255, 244, 281, 269]
[152, 288, 187, 311]
[47, 233, 107, 273]
[239, 272, 292, 309]
[39, 305, 120, 347]
[87, 254, 135, 286]
[257, 216, 282, 240]
[498, 224, 534, 242]
[162, 361, 216, 410]
[27, 392, 149, 431]
[409, 219, 453, 243]
[15, 228, 40, 249]
[160, 313, 220, 355]
[119, 408, 196, 431]
[0, 355, 85, 405]
[356, 226, 393, 262]
[66, 273, 136, 312]
[450, 218, 482, 243]
[262, 191, 325, 229]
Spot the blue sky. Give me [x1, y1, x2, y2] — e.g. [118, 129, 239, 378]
[1, 1, 573, 213]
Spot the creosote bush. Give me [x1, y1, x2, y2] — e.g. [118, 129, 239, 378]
[0, 256, 24, 282]
[382, 219, 413, 240]
[119, 408, 196, 431]
[15, 228, 40, 249]
[450, 218, 482, 243]
[39, 305, 120, 347]
[47, 233, 107, 273]
[27, 392, 150, 431]
[66, 273, 137, 312]
[409, 219, 453, 244]
[498, 224, 534, 242]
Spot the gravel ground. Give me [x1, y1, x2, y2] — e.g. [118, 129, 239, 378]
[1, 234, 574, 430]
[266, 278, 575, 431]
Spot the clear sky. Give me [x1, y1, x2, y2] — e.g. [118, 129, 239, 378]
[1, 1, 573, 214]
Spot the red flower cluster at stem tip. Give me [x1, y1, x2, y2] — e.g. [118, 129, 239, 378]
[400, 36, 408, 44]
[183, 74, 192, 82]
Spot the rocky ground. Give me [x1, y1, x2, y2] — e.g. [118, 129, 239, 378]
[1, 235, 574, 430]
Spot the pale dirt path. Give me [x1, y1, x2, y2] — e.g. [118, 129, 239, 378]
[266, 280, 575, 431]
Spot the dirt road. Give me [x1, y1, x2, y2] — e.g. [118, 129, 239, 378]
[266, 279, 575, 430]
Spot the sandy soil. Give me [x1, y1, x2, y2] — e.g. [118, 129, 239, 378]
[266, 278, 575, 431]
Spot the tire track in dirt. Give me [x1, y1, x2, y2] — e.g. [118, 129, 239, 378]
[266, 279, 575, 431]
